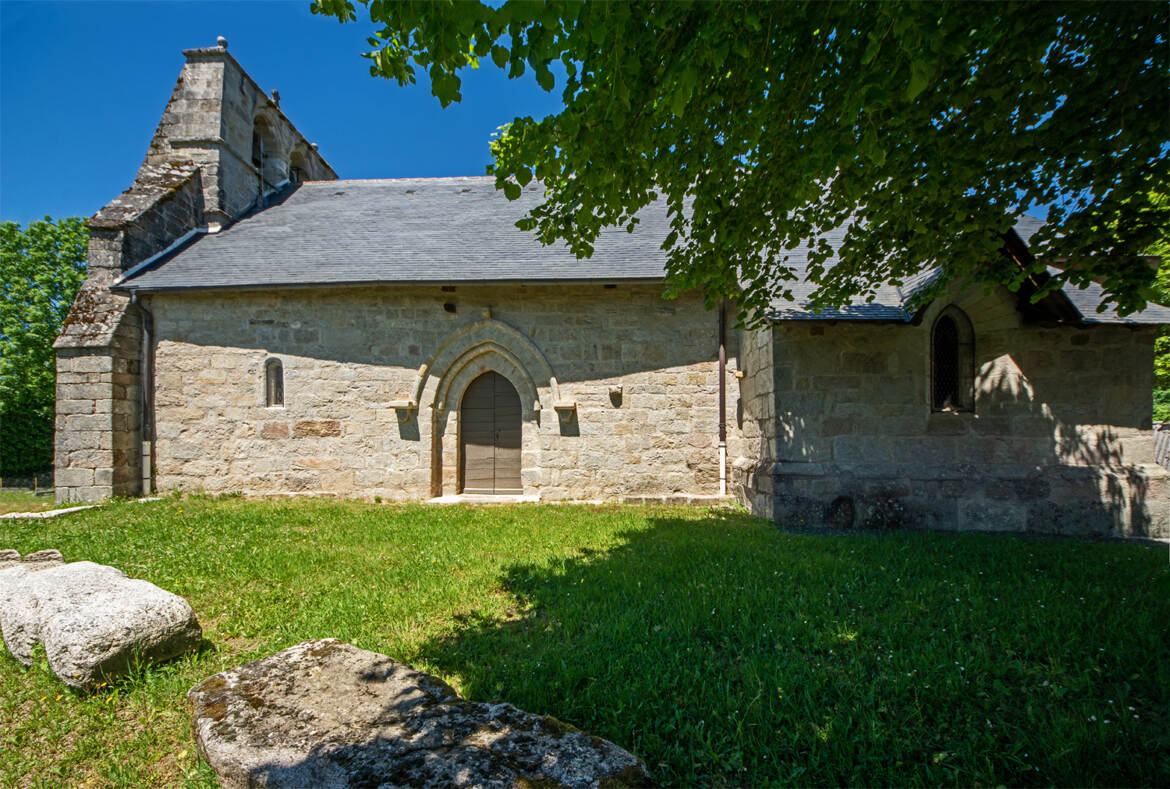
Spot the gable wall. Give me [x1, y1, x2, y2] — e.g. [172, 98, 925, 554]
[144, 285, 740, 501]
[764, 283, 1167, 537]
[54, 42, 337, 503]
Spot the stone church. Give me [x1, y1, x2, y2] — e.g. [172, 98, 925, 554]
[54, 40, 1170, 537]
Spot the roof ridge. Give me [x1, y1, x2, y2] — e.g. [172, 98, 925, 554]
[307, 176, 497, 185]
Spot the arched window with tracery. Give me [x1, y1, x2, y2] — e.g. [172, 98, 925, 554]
[931, 306, 975, 412]
[265, 358, 284, 407]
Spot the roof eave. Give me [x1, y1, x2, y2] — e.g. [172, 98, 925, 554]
[112, 276, 668, 295]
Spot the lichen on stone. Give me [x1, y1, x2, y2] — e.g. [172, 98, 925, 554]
[188, 639, 651, 788]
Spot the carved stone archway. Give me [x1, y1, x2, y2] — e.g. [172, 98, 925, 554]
[420, 320, 553, 497]
[414, 318, 560, 408]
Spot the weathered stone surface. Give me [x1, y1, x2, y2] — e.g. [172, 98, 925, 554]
[21, 548, 64, 569]
[189, 639, 650, 789]
[0, 560, 201, 687]
[0, 550, 19, 570]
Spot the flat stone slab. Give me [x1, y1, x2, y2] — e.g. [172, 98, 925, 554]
[0, 505, 98, 520]
[0, 553, 202, 687]
[189, 639, 650, 788]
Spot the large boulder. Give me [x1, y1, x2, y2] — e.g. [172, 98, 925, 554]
[189, 639, 651, 789]
[0, 555, 202, 687]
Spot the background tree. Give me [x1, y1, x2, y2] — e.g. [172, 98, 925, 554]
[1148, 193, 1170, 419]
[313, 0, 1168, 322]
[0, 217, 87, 477]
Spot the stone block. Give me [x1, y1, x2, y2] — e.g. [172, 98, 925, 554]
[0, 560, 201, 688]
[293, 420, 342, 438]
[821, 416, 854, 436]
[71, 382, 122, 401]
[70, 356, 114, 374]
[260, 422, 290, 439]
[985, 477, 1050, 501]
[57, 400, 95, 416]
[959, 498, 1025, 532]
[319, 470, 355, 490]
[54, 468, 95, 488]
[924, 406, 973, 433]
[293, 457, 341, 470]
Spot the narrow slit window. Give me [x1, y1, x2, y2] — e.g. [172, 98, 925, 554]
[931, 307, 974, 412]
[265, 358, 284, 407]
[251, 129, 264, 169]
[933, 317, 960, 409]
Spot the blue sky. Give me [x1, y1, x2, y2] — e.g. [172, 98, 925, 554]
[0, 0, 565, 225]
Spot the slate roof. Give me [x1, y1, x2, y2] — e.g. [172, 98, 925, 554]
[117, 176, 1169, 325]
[118, 177, 670, 289]
[1012, 214, 1046, 246]
[1057, 270, 1170, 325]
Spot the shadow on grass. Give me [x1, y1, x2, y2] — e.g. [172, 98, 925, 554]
[76, 637, 221, 694]
[414, 513, 1170, 787]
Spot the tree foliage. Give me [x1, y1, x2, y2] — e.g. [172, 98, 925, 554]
[1148, 193, 1170, 419]
[0, 218, 87, 476]
[313, 0, 1168, 320]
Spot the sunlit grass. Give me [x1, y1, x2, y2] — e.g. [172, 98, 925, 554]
[1, 496, 1167, 786]
[0, 488, 56, 516]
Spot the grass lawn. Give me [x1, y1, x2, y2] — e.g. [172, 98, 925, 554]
[0, 489, 56, 516]
[1, 497, 1168, 787]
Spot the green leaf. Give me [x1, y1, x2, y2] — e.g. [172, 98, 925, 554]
[904, 62, 931, 101]
[861, 36, 881, 65]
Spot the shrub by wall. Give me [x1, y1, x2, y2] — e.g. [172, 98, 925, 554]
[0, 217, 87, 478]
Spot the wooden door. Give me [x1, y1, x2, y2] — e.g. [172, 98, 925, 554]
[460, 371, 522, 494]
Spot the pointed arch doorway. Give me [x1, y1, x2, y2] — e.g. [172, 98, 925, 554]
[459, 371, 522, 495]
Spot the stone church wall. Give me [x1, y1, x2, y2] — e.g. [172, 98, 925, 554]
[144, 284, 741, 501]
[764, 283, 1167, 538]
